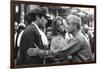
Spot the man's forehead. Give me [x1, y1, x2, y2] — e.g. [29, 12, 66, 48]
[67, 15, 81, 24]
[67, 17, 76, 23]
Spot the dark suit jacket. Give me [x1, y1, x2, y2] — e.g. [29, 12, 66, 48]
[16, 23, 44, 65]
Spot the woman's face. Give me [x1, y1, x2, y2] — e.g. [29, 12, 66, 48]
[56, 20, 64, 33]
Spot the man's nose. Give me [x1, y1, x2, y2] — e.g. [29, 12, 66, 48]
[64, 24, 69, 32]
[42, 17, 47, 24]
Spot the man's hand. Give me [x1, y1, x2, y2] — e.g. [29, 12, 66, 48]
[27, 44, 40, 56]
[27, 47, 39, 56]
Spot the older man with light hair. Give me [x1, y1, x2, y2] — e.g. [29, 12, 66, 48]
[55, 14, 93, 63]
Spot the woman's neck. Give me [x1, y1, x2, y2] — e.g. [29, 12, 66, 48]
[72, 30, 80, 38]
[57, 31, 65, 38]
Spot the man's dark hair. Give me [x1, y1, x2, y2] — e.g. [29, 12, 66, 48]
[24, 7, 47, 25]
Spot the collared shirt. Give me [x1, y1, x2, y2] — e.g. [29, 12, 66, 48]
[17, 30, 24, 47]
[14, 32, 17, 47]
[50, 35, 68, 54]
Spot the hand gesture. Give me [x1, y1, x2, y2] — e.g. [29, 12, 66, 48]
[27, 44, 39, 56]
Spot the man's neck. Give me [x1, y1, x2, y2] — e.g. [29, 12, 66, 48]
[72, 29, 80, 38]
[33, 20, 38, 26]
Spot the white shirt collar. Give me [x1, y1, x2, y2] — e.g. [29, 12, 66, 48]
[32, 22, 48, 46]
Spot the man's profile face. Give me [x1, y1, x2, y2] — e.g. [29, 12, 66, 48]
[66, 18, 76, 33]
[83, 24, 89, 33]
[41, 16, 48, 26]
[38, 16, 48, 31]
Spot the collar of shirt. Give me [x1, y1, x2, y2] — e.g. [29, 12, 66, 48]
[32, 22, 48, 46]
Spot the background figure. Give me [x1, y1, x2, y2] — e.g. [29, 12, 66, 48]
[46, 26, 52, 49]
[14, 23, 25, 60]
[14, 22, 19, 59]
[17, 23, 25, 48]
[55, 14, 93, 63]
[14, 22, 25, 59]
[16, 6, 49, 65]
[82, 24, 93, 52]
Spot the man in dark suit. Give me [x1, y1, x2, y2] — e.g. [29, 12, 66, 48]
[16, 6, 48, 65]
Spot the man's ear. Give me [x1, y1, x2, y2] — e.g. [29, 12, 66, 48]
[36, 15, 40, 20]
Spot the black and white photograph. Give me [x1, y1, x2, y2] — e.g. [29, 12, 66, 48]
[11, 1, 96, 68]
